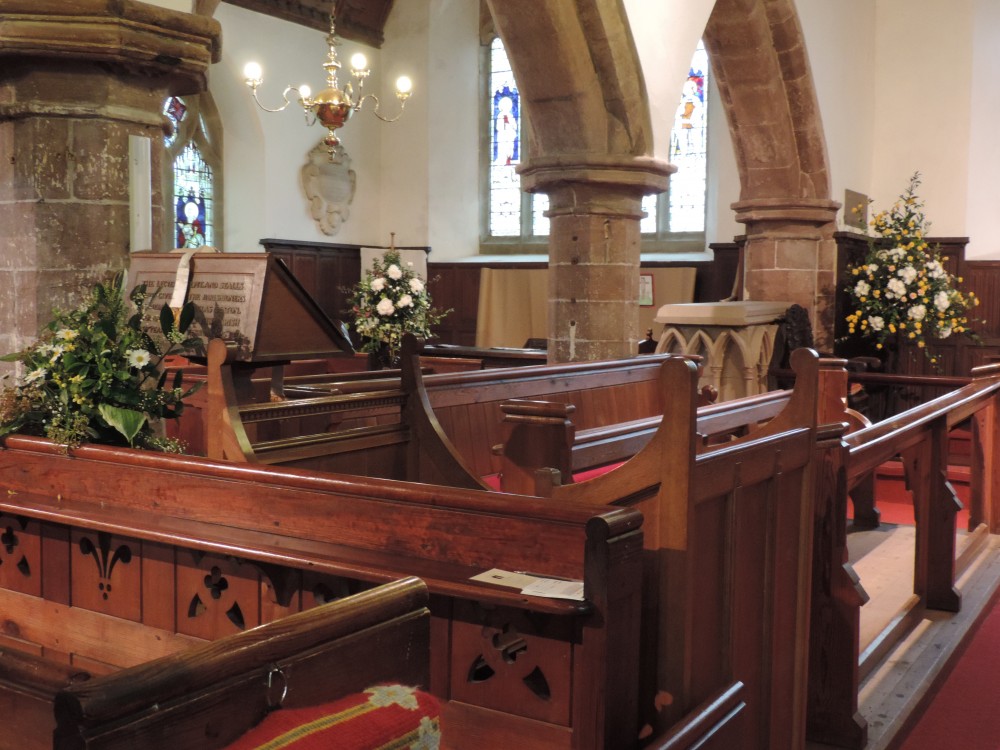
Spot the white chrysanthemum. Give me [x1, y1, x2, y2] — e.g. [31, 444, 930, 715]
[409, 277, 424, 293]
[376, 298, 395, 316]
[49, 344, 66, 363]
[25, 367, 47, 383]
[927, 260, 946, 279]
[854, 280, 870, 297]
[396, 294, 414, 308]
[886, 278, 906, 298]
[365, 684, 419, 710]
[56, 328, 79, 341]
[897, 266, 917, 284]
[939, 326, 952, 339]
[869, 316, 885, 331]
[867, 263, 879, 274]
[370, 277, 386, 292]
[934, 291, 951, 312]
[386, 264, 403, 280]
[907, 304, 926, 321]
[890, 247, 907, 259]
[127, 349, 151, 368]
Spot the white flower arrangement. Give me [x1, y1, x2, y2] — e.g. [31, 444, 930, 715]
[349, 250, 448, 366]
[844, 172, 978, 362]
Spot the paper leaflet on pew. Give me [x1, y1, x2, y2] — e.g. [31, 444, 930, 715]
[470, 568, 585, 601]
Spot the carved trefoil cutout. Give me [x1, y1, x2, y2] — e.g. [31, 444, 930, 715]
[188, 565, 245, 630]
[300, 141, 356, 235]
[177, 550, 259, 638]
[465, 622, 550, 702]
[0, 515, 31, 580]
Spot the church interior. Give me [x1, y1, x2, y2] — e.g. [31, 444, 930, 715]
[2, 1, 1000, 749]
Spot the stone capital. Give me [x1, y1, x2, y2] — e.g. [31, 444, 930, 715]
[520, 154, 674, 218]
[731, 197, 841, 238]
[0, 1, 221, 112]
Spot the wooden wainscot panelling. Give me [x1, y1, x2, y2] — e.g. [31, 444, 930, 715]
[175, 549, 262, 639]
[141, 539, 177, 632]
[0, 513, 41, 597]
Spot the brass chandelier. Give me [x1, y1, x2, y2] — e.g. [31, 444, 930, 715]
[242, 14, 412, 155]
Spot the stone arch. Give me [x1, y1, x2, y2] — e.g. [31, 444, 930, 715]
[704, 0, 832, 202]
[702, 0, 840, 344]
[486, 0, 839, 356]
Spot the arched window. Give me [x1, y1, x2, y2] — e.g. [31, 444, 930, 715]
[483, 36, 548, 249]
[482, 37, 708, 252]
[162, 93, 223, 251]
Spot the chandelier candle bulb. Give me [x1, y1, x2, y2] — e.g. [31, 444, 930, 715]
[350, 52, 369, 75]
[243, 61, 262, 88]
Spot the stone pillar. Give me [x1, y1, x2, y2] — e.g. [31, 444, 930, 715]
[0, 1, 220, 360]
[733, 198, 841, 350]
[521, 157, 672, 363]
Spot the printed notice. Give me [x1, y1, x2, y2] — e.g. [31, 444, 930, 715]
[520, 578, 585, 601]
[471, 568, 585, 601]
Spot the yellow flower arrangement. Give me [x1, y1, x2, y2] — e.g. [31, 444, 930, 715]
[844, 172, 979, 362]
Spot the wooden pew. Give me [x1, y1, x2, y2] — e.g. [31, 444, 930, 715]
[52, 577, 431, 750]
[487, 349, 824, 749]
[201, 335, 820, 748]
[0, 436, 643, 750]
[202, 336, 695, 482]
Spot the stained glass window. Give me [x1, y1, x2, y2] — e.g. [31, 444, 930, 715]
[487, 37, 548, 240]
[484, 36, 709, 248]
[163, 97, 187, 148]
[162, 95, 221, 250]
[489, 40, 522, 237]
[667, 42, 709, 233]
[173, 143, 213, 248]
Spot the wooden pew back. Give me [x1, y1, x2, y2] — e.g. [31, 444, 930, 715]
[0, 437, 643, 750]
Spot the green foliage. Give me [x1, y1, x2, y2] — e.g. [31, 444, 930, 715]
[844, 172, 979, 362]
[348, 250, 449, 364]
[0, 272, 202, 451]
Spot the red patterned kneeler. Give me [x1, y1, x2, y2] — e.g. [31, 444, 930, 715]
[224, 685, 441, 750]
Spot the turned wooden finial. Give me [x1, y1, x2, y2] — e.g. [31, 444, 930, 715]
[389, 232, 396, 251]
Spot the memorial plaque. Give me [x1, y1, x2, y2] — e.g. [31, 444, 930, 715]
[127, 252, 353, 362]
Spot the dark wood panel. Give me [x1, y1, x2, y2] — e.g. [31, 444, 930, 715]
[261, 239, 740, 347]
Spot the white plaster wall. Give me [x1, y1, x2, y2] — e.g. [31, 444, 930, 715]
[796, 0, 877, 229]
[625, 0, 743, 249]
[378, 1, 431, 251]
[964, 0, 1000, 258]
[870, 0, 974, 237]
[211, 4, 386, 250]
[424, 0, 481, 260]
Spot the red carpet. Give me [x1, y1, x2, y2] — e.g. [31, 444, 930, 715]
[850, 462, 971, 529]
[891, 587, 1000, 749]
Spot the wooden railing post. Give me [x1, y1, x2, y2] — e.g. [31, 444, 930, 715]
[907, 417, 961, 612]
[971, 391, 1000, 533]
[807, 423, 869, 749]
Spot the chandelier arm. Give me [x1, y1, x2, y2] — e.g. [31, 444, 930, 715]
[249, 86, 308, 114]
[356, 93, 406, 124]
